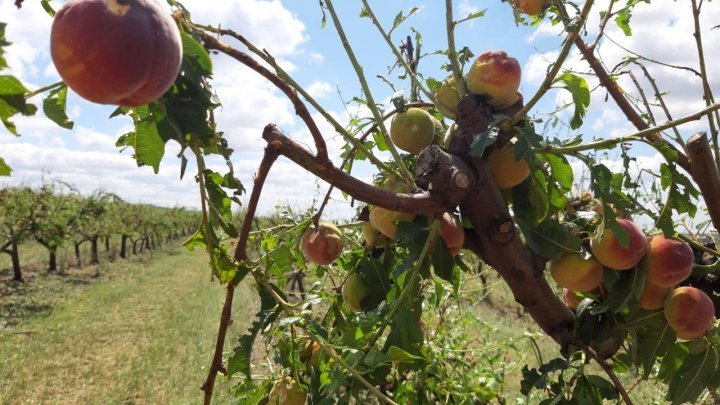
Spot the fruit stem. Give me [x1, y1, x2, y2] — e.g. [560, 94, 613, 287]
[506, 0, 595, 128]
[24, 80, 64, 99]
[327, 0, 415, 185]
[444, 0, 467, 97]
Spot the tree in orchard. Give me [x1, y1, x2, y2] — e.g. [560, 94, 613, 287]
[2, 0, 720, 404]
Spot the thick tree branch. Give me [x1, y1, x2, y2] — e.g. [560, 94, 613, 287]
[263, 125, 453, 215]
[688, 132, 720, 232]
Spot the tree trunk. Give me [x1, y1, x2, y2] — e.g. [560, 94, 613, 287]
[133, 239, 139, 254]
[121, 235, 128, 258]
[11, 241, 22, 282]
[105, 237, 110, 252]
[144, 236, 151, 251]
[74, 242, 82, 267]
[48, 248, 57, 272]
[90, 237, 99, 264]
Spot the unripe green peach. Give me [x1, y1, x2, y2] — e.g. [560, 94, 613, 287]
[466, 51, 521, 109]
[268, 376, 307, 405]
[664, 286, 715, 340]
[513, 0, 550, 16]
[639, 281, 672, 311]
[444, 123, 457, 149]
[342, 272, 368, 312]
[369, 206, 415, 239]
[434, 76, 461, 119]
[431, 116, 445, 145]
[486, 145, 530, 188]
[382, 174, 412, 194]
[640, 235, 694, 287]
[439, 212, 465, 256]
[590, 218, 648, 270]
[301, 222, 343, 265]
[362, 222, 389, 247]
[390, 108, 435, 154]
[550, 253, 604, 292]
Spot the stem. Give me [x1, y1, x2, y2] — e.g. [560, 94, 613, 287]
[590, 0, 617, 50]
[325, 0, 415, 185]
[633, 62, 686, 152]
[24, 81, 64, 99]
[445, 0, 467, 97]
[201, 283, 235, 405]
[508, 0, 594, 127]
[191, 144, 219, 279]
[584, 345, 634, 404]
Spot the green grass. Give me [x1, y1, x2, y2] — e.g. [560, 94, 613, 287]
[0, 244, 256, 404]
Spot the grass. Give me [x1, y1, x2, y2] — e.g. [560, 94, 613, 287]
[0, 243, 257, 404]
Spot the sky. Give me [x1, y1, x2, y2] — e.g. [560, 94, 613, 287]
[0, 0, 719, 223]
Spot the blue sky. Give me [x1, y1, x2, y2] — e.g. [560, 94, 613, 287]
[1, 0, 718, 222]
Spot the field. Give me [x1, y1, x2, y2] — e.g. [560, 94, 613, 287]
[1, 240, 668, 404]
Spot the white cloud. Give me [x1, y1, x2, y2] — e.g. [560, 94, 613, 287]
[306, 81, 333, 99]
[309, 52, 325, 64]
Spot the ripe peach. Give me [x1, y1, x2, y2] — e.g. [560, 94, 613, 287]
[390, 108, 436, 154]
[439, 212, 464, 256]
[590, 218, 648, 270]
[369, 206, 415, 239]
[301, 222, 344, 265]
[434, 76, 461, 119]
[513, 0, 550, 16]
[640, 235, 694, 287]
[664, 286, 715, 340]
[466, 51, 521, 109]
[51, 0, 182, 106]
[563, 288, 583, 310]
[342, 272, 368, 312]
[639, 281, 672, 311]
[550, 253, 604, 292]
[486, 145, 530, 188]
[268, 376, 307, 405]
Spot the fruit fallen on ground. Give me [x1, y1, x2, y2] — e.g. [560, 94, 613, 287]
[590, 218, 648, 270]
[640, 235, 694, 287]
[390, 108, 436, 154]
[268, 376, 307, 405]
[486, 145, 530, 188]
[513, 0, 550, 16]
[369, 206, 415, 239]
[550, 253, 604, 292]
[563, 288, 583, 310]
[342, 272, 368, 312]
[466, 51, 521, 109]
[434, 76, 461, 118]
[664, 286, 715, 340]
[439, 212, 465, 256]
[50, 0, 182, 106]
[301, 222, 344, 265]
[639, 281, 672, 310]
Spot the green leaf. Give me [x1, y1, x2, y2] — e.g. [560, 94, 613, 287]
[134, 114, 166, 173]
[0, 157, 10, 176]
[634, 312, 676, 377]
[614, 8, 632, 36]
[389, 7, 419, 35]
[0, 75, 37, 135]
[553, 72, 590, 129]
[0, 23, 9, 70]
[42, 85, 73, 129]
[227, 287, 281, 379]
[180, 32, 212, 76]
[600, 267, 645, 313]
[667, 347, 718, 404]
[431, 238, 455, 282]
[387, 346, 424, 363]
[516, 217, 581, 260]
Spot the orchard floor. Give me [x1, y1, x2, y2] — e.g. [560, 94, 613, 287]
[0, 241, 678, 404]
[0, 244, 256, 404]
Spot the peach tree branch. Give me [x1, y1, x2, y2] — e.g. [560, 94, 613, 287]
[445, 0, 468, 97]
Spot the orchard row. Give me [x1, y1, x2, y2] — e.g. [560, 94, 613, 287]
[0, 184, 200, 281]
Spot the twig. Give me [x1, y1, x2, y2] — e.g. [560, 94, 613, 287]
[325, 0, 415, 185]
[590, 0, 617, 50]
[196, 32, 329, 162]
[583, 345, 634, 404]
[201, 283, 236, 405]
[508, 0, 594, 127]
[24, 81, 64, 99]
[633, 62, 686, 152]
[445, 0, 467, 97]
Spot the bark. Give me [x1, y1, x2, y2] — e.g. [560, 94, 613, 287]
[48, 248, 57, 272]
[688, 132, 720, 232]
[105, 237, 110, 252]
[74, 242, 82, 267]
[120, 235, 128, 259]
[11, 241, 22, 282]
[90, 237, 99, 264]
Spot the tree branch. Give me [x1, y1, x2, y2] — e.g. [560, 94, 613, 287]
[688, 132, 720, 232]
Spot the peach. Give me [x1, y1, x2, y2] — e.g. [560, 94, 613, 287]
[51, 0, 182, 106]
[550, 253, 604, 292]
[664, 286, 715, 340]
[486, 145, 530, 188]
[342, 272, 368, 312]
[439, 212, 464, 256]
[640, 235, 694, 287]
[369, 206, 415, 239]
[513, 0, 550, 16]
[639, 281, 672, 311]
[434, 76, 461, 119]
[466, 51, 521, 109]
[563, 288, 583, 310]
[444, 123, 457, 149]
[301, 339, 321, 368]
[590, 218, 648, 270]
[390, 108, 436, 154]
[268, 376, 307, 405]
[301, 222, 344, 265]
